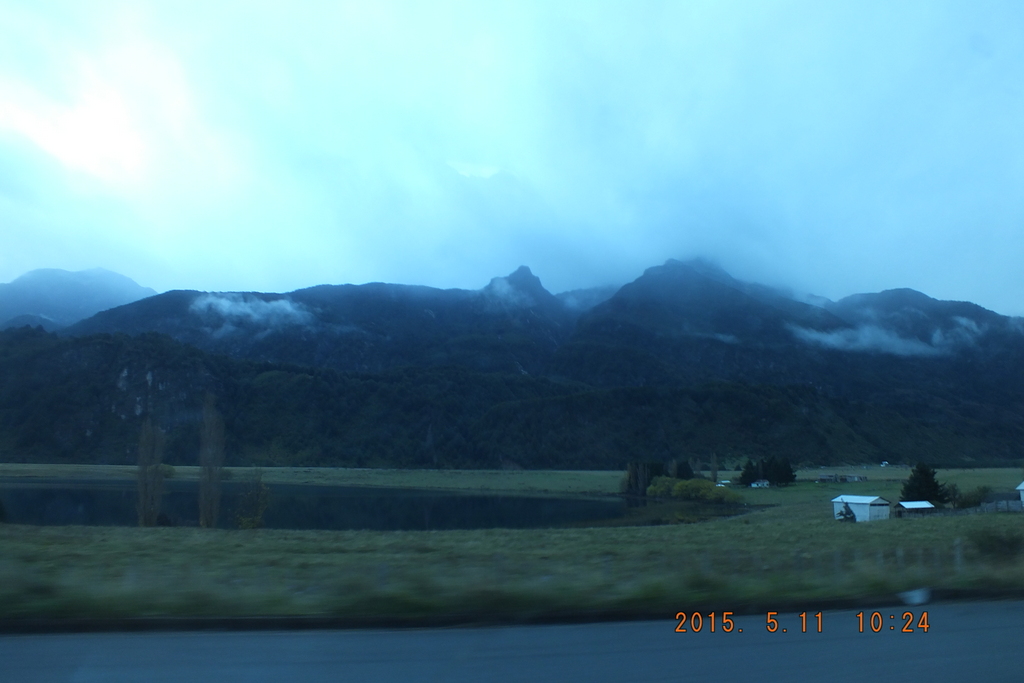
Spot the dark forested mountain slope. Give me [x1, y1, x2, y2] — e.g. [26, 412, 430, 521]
[5, 259, 1022, 468]
[2, 327, 1020, 469]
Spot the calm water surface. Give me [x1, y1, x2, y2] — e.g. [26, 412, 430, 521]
[0, 479, 626, 531]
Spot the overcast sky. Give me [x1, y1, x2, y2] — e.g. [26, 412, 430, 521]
[1, 1, 1023, 314]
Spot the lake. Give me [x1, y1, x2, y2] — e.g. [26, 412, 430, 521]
[0, 478, 626, 531]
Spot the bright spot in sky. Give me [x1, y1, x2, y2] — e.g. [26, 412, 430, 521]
[0, 73, 144, 183]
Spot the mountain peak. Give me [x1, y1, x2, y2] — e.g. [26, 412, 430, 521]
[1, 268, 156, 329]
[483, 266, 557, 309]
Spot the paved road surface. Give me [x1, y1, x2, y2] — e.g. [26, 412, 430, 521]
[2, 601, 1020, 682]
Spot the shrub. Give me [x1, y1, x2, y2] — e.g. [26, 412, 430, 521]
[670, 478, 743, 503]
[672, 478, 715, 501]
[957, 486, 992, 509]
[646, 476, 676, 497]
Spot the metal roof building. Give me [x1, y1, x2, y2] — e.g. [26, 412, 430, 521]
[832, 495, 890, 522]
[895, 500, 935, 518]
[1017, 481, 1024, 503]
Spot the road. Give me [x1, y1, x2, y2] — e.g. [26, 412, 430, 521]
[2, 600, 1020, 682]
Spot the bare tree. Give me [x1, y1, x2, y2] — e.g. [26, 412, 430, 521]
[198, 393, 226, 528]
[710, 452, 719, 485]
[137, 417, 166, 527]
[236, 467, 270, 529]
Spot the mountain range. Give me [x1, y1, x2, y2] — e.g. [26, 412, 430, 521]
[1, 260, 1022, 469]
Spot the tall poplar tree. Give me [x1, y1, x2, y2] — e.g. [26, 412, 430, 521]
[199, 393, 225, 528]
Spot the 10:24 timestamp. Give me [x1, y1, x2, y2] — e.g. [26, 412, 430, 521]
[856, 611, 930, 633]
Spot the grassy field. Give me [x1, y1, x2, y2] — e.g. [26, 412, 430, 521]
[2, 466, 1023, 624]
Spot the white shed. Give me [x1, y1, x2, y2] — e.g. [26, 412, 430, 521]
[832, 495, 890, 522]
[895, 501, 935, 518]
[1016, 481, 1024, 503]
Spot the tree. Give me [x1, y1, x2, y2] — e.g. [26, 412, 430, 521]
[136, 417, 166, 526]
[765, 457, 796, 486]
[738, 457, 796, 486]
[739, 459, 759, 486]
[623, 461, 666, 496]
[198, 393, 225, 528]
[236, 467, 270, 529]
[666, 459, 694, 480]
[944, 482, 961, 509]
[900, 463, 950, 505]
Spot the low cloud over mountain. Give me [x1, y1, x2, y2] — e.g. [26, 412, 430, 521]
[788, 324, 946, 357]
[190, 293, 313, 327]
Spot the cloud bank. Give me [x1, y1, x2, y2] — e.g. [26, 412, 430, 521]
[189, 293, 311, 328]
[789, 316, 986, 356]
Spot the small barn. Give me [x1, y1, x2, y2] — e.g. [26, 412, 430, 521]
[895, 501, 935, 518]
[750, 479, 770, 488]
[832, 495, 890, 522]
[1017, 481, 1024, 503]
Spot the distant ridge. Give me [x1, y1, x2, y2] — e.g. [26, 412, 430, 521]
[0, 268, 156, 330]
[61, 258, 1023, 382]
